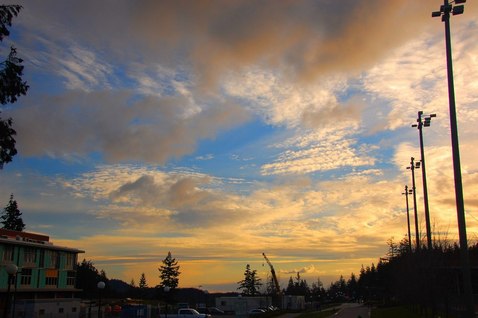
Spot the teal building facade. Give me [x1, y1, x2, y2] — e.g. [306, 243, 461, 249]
[0, 228, 84, 317]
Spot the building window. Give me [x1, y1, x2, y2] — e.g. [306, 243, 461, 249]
[65, 253, 75, 269]
[45, 276, 58, 286]
[20, 268, 32, 286]
[45, 269, 58, 287]
[23, 247, 36, 264]
[3, 245, 14, 262]
[67, 271, 76, 286]
[46, 250, 58, 268]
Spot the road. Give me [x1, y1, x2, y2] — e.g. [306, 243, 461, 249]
[327, 303, 370, 318]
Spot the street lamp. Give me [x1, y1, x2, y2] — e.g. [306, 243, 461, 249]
[412, 111, 436, 250]
[407, 157, 421, 250]
[3, 264, 18, 318]
[432, 1, 473, 316]
[402, 185, 413, 252]
[97, 281, 105, 318]
[164, 286, 170, 318]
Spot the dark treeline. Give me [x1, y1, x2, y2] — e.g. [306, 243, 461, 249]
[326, 237, 478, 316]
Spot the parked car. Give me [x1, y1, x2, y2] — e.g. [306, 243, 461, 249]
[197, 307, 226, 315]
[248, 309, 266, 316]
[159, 308, 211, 318]
[208, 307, 226, 315]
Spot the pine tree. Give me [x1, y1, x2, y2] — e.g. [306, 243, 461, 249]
[139, 273, 148, 288]
[158, 251, 181, 289]
[237, 264, 262, 296]
[1, 193, 24, 231]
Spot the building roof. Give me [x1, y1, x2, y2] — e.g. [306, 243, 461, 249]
[0, 229, 84, 253]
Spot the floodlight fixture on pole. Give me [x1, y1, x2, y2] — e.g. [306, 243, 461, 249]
[3, 263, 18, 318]
[412, 111, 436, 250]
[407, 157, 420, 251]
[402, 185, 413, 252]
[97, 281, 105, 318]
[432, 0, 473, 316]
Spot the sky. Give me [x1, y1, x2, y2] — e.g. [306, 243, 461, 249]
[1, 0, 478, 293]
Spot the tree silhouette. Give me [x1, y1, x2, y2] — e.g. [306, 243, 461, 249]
[0, 5, 29, 169]
[139, 273, 148, 288]
[76, 259, 105, 299]
[237, 264, 262, 296]
[158, 251, 181, 289]
[1, 193, 25, 231]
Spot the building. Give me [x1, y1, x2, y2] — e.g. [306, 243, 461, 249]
[215, 296, 272, 316]
[215, 295, 305, 316]
[0, 228, 84, 317]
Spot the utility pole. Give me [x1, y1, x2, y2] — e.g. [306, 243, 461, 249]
[402, 185, 413, 252]
[432, 1, 473, 316]
[407, 157, 420, 251]
[412, 111, 436, 250]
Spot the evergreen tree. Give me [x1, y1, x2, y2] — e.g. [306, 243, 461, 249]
[311, 277, 325, 301]
[237, 264, 262, 296]
[1, 193, 25, 231]
[76, 259, 105, 298]
[286, 276, 294, 293]
[139, 273, 148, 288]
[130, 278, 136, 287]
[158, 251, 181, 289]
[0, 5, 29, 168]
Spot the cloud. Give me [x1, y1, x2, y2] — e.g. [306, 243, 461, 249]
[280, 264, 318, 275]
[260, 128, 375, 175]
[10, 90, 250, 164]
[18, 1, 445, 90]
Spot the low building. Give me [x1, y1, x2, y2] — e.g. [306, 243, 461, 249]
[215, 296, 272, 315]
[0, 228, 84, 317]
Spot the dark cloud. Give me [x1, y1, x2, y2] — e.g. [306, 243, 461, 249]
[17, 1, 444, 88]
[9, 90, 250, 163]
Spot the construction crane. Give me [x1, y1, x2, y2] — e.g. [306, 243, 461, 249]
[262, 253, 281, 295]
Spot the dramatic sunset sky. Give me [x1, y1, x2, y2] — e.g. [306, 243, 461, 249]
[1, 0, 478, 292]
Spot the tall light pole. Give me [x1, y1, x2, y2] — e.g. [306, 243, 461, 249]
[164, 286, 170, 318]
[97, 281, 105, 318]
[3, 264, 18, 318]
[402, 185, 413, 252]
[432, 1, 473, 316]
[412, 111, 436, 250]
[407, 157, 421, 251]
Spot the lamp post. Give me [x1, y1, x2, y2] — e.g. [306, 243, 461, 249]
[412, 111, 436, 250]
[3, 264, 18, 318]
[97, 281, 105, 318]
[402, 185, 413, 252]
[164, 286, 170, 318]
[407, 157, 421, 250]
[432, 1, 473, 316]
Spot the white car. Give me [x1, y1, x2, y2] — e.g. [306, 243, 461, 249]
[248, 309, 266, 316]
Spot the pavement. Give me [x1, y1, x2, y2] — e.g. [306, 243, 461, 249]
[326, 303, 370, 318]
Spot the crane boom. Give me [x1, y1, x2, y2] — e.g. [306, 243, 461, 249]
[262, 253, 281, 295]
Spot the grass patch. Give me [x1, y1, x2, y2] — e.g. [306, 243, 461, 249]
[371, 306, 424, 318]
